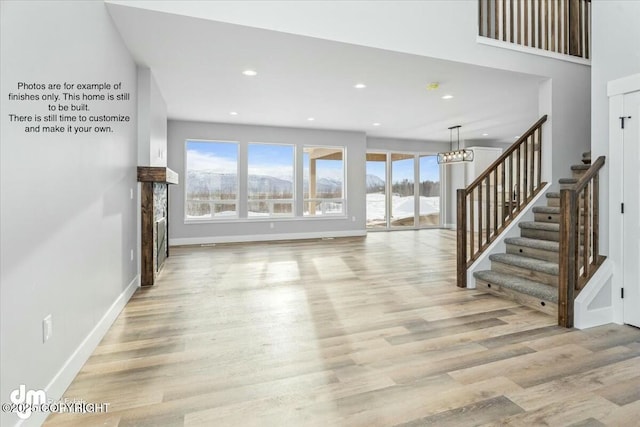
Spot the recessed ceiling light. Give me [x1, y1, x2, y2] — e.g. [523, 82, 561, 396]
[242, 69, 257, 76]
[441, 94, 454, 100]
[373, 123, 381, 126]
[482, 133, 489, 136]
[229, 111, 238, 115]
[354, 83, 367, 89]
[307, 117, 315, 121]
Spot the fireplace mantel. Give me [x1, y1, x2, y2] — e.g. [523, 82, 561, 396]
[137, 166, 179, 286]
[137, 166, 179, 185]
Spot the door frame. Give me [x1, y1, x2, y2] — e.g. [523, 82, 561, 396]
[608, 73, 640, 325]
[365, 150, 444, 231]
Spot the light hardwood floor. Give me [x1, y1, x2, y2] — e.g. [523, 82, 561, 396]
[45, 230, 640, 426]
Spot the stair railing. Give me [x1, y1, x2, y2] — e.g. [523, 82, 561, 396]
[457, 115, 547, 287]
[558, 155, 606, 327]
[478, 0, 591, 59]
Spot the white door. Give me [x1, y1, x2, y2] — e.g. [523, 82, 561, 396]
[623, 90, 640, 327]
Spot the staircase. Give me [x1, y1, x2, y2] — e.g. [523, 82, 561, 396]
[473, 152, 592, 317]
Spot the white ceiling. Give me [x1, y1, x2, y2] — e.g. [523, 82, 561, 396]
[107, 3, 544, 144]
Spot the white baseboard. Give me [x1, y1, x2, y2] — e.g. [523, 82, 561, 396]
[171, 230, 367, 246]
[21, 275, 139, 427]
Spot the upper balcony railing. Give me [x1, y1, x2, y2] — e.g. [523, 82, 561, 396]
[479, 0, 591, 60]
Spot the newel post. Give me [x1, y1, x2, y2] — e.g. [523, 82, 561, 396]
[457, 189, 467, 288]
[558, 189, 577, 327]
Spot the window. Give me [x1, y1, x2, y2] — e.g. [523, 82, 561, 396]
[366, 151, 441, 230]
[248, 143, 295, 217]
[366, 152, 387, 228]
[418, 155, 440, 226]
[303, 146, 344, 216]
[390, 153, 415, 227]
[185, 140, 238, 219]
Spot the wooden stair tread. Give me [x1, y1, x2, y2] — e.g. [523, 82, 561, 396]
[473, 270, 559, 303]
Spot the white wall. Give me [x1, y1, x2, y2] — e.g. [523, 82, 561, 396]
[168, 120, 367, 243]
[137, 67, 168, 167]
[117, 0, 591, 186]
[0, 2, 138, 426]
[591, 0, 640, 255]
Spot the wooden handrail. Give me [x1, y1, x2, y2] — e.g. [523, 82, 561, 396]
[572, 155, 605, 192]
[478, 0, 591, 60]
[558, 156, 606, 327]
[465, 115, 548, 191]
[457, 116, 548, 287]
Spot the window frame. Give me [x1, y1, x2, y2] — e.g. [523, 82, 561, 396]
[302, 145, 347, 218]
[184, 139, 240, 222]
[183, 139, 349, 224]
[247, 141, 296, 218]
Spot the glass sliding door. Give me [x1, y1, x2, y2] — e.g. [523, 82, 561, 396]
[366, 153, 387, 229]
[418, 155, 440, 226]
[390, 153, 415, 228]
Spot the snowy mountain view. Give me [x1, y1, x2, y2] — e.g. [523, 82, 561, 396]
[186, 170, 343, 197]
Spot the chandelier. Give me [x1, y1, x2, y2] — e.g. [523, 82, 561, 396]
[437, 125, 474, 164]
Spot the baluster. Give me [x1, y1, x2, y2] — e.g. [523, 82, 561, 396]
[564, 0, 569, 54]
[593, 173, 599, 262]
[551, 0, 556, 51]
[495, 0, 500, 39]
[529, 136, 534, 195]
[537, 0, 542, 48]
[524, 0, 529, 46]
[509, 152, 514, 217]
[585, 0, 590, 59]
[516, 145, 521, 208]
[470, 189, 475, 258]
[537, 128, 542, 188]
[509, 0, 514, 42]
[494, 167, 499, 233]
[479, 0, 483, 36]
[523, 136, 529, 201]
[583, 183, 590, 282]
[500, 159, 507, 222]
[503, 0, 507, 41]
[517, 0, 521, 44]
[457, 189, 468, 287]
[478, 184, 483, 250]
[486, 175, 491, 245]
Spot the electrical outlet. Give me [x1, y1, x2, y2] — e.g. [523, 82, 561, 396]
[352, 216, 356, 222]
[270, 222, 274, 229]
[43, 315, 53, 343]
[130, 188, 134, 199]
[130, 249, 134, 261]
